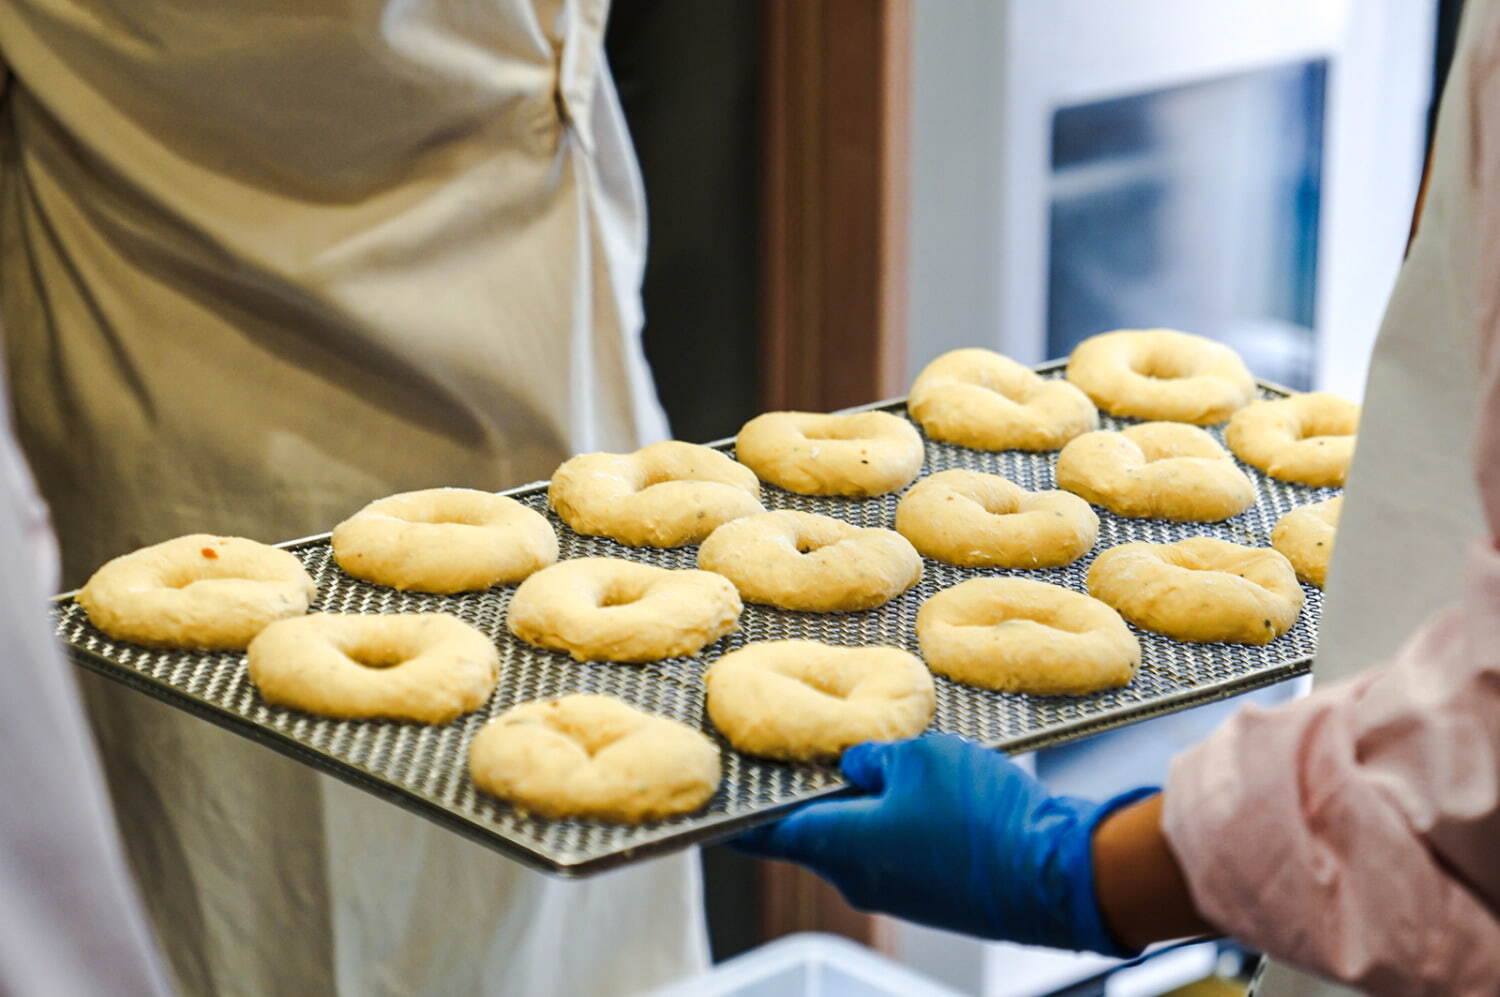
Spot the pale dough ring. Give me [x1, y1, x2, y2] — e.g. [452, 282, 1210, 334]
[1087, 538, 1304, 645]
[908, 348, 1098, 451]
[1272, 496, 1342, 588]
[469, 694, 721, 823]
[1055, 422, 1256, 522]
[77, 534, 316, 651]
[332, 488, 558, 594]
[1225, 393, 1359, 487]
[506, 557, 741, 662]
[916, 577, 1140, 695]
[548, 441, 763, 547]
[895, 469, 1098, 569]
[1066, 329, 1257, 425]
[246, 613, 499, 724]
[697, 510, 922, 612]
[734, 410, 924, 496]
[704, 640, 936, 761]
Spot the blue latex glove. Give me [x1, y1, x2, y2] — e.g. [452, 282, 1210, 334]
[735, 734, 1156, 955]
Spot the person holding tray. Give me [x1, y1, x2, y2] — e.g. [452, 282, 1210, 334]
[0, 4, 705, 995]
[743, 5, 1500, 996]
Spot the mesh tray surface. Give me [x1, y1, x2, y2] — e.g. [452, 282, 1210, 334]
[54, 365, 1332, 875]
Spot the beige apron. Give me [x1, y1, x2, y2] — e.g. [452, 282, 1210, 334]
[1251, 2, 1491, 993]
[0, 2, 706, 994]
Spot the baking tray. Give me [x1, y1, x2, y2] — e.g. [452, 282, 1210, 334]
[53, 361, 1333, 876]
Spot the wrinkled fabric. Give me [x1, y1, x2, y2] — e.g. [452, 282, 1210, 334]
[0, 0, 669, 579]
[0, 3, 707, 995]
[1163, 2, 1500, 993]
[0, 368, 168, 995]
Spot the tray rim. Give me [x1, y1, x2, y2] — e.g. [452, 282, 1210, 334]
[55, 360, 1315, 876]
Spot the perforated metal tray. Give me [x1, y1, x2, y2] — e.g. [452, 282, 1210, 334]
[54, 362, 1332, 876]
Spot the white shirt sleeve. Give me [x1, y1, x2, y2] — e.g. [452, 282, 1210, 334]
[0, 390, 170, 995]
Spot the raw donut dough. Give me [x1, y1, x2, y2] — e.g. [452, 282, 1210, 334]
[916, 577, 1139, 694]
[895, 469, 1097, 568]
[506, 557, 741, 662]
[1066, 329, 1256, 424]
[734, 410, 924, 496]
[704, 640, 935, 761]
[907, 348, 1098, 451]
[1087, 538, 1303, 645]
[77, 534, 316, 651]
[1272, 496, 1342, 588]
[333, 488, 557, 593]
[469, 694, 721, 823]
[1225, 393, 1359, 487]
[548, 441, 763, 547]
[697, 510, 922, 612]
[1056, 422, 1256, 522]
[247, 613, 499, 724]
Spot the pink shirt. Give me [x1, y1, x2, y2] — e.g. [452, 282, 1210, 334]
[1160, 16, 1500, 994]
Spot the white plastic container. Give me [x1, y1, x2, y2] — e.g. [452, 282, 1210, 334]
[648, 932, 969, 997]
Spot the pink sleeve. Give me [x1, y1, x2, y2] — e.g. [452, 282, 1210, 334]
[1162, 543, 1500, 993]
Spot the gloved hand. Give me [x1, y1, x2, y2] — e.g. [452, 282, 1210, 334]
[734, 733, 1156, 955]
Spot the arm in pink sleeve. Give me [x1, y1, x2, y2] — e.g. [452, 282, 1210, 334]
[1163, 542, 1500, 994]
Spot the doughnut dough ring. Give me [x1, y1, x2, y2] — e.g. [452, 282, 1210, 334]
[548, 441, 763, 547]
[469, 694, 721, 823]
[247, 613, 499, 724]
[333, 488, 558, 594]
[506, 557, 741, 662]
[704, 640, 935, 761]
[1272, 496, 1342, 588]
[1087, 538, 1304, 645]
[1225, 393, 1359, 487]
[697, 510, 922, 612]
[908, 348, 1099, 451]
[77, 534, 316, 651]
[895, 469, 1097, 568]
[1056, 422, 1256, 522]
[1066, 329, 1256, 424]
[734, 410, 924, 496]
[916, 577, 1140, 695]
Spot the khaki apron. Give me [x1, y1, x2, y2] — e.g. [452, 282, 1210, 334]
[0, 2, 706, 994]
[1250, 1, 1491, 992]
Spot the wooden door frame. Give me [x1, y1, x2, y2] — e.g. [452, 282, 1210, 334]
[760, 0, 911, 414]
[755, 0, 912, 948]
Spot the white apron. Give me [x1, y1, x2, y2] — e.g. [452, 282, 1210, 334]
[1252, 1, 1491, 992]
[0, 2, 706, 994]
